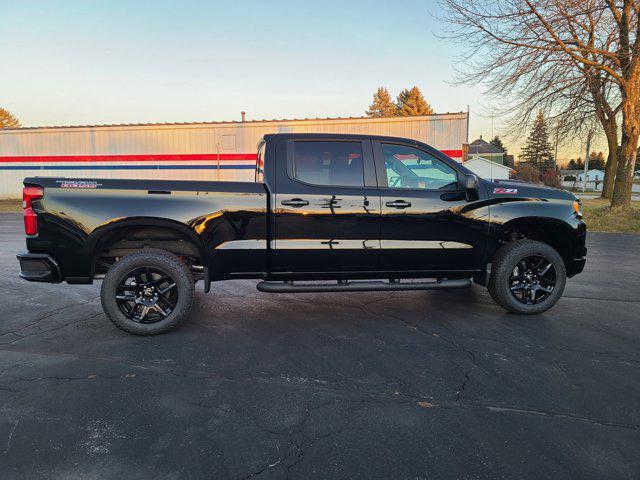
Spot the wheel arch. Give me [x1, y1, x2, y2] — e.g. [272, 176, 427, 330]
[87, 217, 210, 277]
[489, 216, 575, 269]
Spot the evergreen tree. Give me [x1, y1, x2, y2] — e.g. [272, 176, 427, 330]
[490, 135, 507, 153]
[396, 86, 434, 116]
[567, 157, 585, 170]
[0, 108, 20, 129]
[504, 154, 515, 168]
[588, 151, 606, 170]
[366, 87, 398, 117]
[519, 111, 554, 170]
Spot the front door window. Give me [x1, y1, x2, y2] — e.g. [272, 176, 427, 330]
[382, 144, 458, 190]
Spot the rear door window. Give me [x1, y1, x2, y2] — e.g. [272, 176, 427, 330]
[292, 141, 364, 187]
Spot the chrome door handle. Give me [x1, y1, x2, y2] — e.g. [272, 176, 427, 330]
[281, 198, 309, 207]
[385, 200, 411, 209]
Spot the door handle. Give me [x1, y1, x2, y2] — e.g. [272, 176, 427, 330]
[281, 198, 309, 207]
[385, 200, 411, 209]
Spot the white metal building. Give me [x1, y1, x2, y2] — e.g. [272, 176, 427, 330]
[463, 157, 512, 180]
[0, 113, 469, 198]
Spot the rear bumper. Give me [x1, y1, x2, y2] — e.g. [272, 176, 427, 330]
[17, 252, 62, 283]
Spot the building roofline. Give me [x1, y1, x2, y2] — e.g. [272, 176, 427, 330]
[0, 112, 468, 133]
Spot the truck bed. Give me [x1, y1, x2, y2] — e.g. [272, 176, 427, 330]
[23, 177, 269, 282]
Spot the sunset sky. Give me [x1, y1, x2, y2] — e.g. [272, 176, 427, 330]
[0, 0, 600, 160]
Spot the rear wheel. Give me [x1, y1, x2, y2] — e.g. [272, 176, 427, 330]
[100, 249, 194, 335]
[488, 240, 566, 314]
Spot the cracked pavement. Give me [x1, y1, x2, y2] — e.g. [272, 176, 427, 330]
[1, 213, 639, 479]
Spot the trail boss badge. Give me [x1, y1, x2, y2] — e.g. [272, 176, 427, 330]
[493, 187, 518, 194]
[57, 180, 101, 189]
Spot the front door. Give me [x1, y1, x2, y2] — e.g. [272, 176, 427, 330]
[374, 141, 489, 275]
[271, 138, 381, 275]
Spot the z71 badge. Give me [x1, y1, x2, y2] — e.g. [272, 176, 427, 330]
[57, 180, 101, 189]
[493, 187, 518, 194]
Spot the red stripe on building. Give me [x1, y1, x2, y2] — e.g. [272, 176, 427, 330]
[441, 150, 463, 158]
[0, 153, 258, 163]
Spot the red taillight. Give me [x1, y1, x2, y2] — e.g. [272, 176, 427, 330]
[23, 186, 43, 236]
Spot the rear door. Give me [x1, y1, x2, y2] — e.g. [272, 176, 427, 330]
[270, 137, 381, 275]
[373, 141, 488, 274]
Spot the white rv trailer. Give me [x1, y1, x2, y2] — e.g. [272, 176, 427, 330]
[0, 113, 469, 198]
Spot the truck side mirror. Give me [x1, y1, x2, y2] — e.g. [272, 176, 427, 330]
[465, 174, 479, 190]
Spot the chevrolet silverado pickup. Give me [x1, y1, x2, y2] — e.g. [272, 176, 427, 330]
[17, 133, 587, 335]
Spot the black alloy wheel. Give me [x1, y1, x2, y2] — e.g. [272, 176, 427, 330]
[115, 267, 178, 323]
[101, 249, 195, 335]
[508, 256, 556, 305]
[487, 239, 566, 315]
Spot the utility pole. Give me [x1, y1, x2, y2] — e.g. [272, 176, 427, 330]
[554, 122, 559, 171]
[466, 105, 470, 144]
[582, 131, 592, 193]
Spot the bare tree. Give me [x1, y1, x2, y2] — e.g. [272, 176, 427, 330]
[439, 0, 640, 207]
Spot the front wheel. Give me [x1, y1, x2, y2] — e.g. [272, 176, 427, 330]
[100, 249, 195, 335]
[488, 240, 566, 315]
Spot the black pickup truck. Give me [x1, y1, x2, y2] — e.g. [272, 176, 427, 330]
[18, 133, 586, 335]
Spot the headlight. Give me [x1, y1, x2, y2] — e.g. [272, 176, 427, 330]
[573, 200, 582, 218]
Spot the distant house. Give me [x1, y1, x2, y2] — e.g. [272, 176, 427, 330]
[467, 136, 506, 165]
[464, 156, 513, 180]
[577, 169, 605, 182]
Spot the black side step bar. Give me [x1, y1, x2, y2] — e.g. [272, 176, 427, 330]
[256, 278, 471, 293]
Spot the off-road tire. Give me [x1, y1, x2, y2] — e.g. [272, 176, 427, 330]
[488, 240, 566, 315]
[100, 249, 195, 335]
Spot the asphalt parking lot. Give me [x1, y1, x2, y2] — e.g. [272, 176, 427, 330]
[1, 212, 639, 479]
